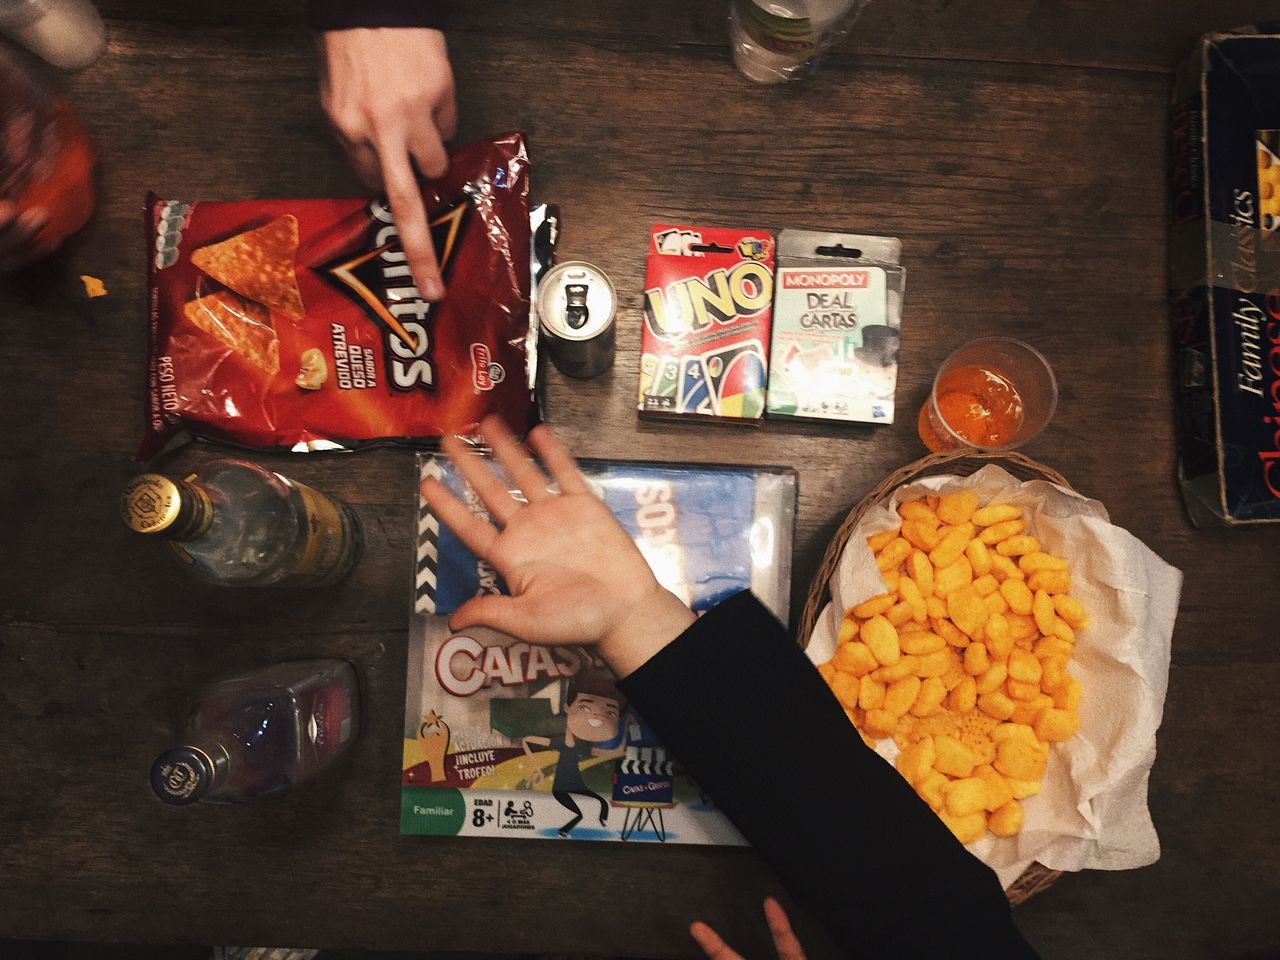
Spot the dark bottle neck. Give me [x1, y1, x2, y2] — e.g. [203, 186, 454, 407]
[159, 480, 214, 541]
[150, 740, 230, 805]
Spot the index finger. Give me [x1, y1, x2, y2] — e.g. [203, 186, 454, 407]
[689, 922, 743, 960]
[480, 415, 552, 504]
[763, 899, 806, 960]
[441, 432, 521, 526]
[377, 141, 445, 302]
[526, 424, 590, 496]
[420, 475, 499, 560]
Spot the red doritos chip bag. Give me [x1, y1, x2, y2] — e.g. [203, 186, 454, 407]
[139, 132, 537, 459]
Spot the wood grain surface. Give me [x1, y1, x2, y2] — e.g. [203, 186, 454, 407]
[1, 1, 1278, 958]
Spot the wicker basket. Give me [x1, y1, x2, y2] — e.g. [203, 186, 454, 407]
[798, 449, 1071, 905]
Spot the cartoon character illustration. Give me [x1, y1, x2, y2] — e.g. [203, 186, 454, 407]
[849, 324, 900, 402]
[655, 228, 703, 257]
[735, 237, 770, 261]
[418, 710, 451, 783]
[522, 672, 627, 837]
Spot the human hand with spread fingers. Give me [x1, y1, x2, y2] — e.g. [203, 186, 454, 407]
[419, 415, 696, 679]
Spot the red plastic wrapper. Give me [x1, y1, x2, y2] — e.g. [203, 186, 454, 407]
[139, 132, 537, 459]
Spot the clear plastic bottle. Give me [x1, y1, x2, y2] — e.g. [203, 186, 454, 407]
[729, 0, 870, 83]
[120, 459, 362, 587]
[151, 660, 360, 804]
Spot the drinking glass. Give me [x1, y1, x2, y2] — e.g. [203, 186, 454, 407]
[917, 337, 1057, 452]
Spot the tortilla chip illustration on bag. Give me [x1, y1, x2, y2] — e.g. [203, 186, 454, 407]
[181, 290, 280, 375]
[189, 213, 305, 320]
[139, 132, 539, 458]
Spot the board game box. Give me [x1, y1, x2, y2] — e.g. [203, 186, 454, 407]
[1170, 26, 1280, 523]
[402, 454, 796, 842]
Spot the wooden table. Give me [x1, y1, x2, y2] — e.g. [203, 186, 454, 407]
[2, 1, 1278, 957]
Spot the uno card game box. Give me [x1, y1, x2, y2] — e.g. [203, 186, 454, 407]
[1170, 28, 1280, 523]
[638, 225, 775, 421]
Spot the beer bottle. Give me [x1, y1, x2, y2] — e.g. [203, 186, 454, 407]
[121, 460, 362, 587]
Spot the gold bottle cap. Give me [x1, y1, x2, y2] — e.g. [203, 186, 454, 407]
[121, 474, 211, 539]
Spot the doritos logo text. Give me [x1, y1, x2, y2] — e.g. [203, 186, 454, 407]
[322, 199, 468, 392]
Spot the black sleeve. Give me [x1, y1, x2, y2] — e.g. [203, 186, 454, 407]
[306, 0, 448, 31]
[616, 590, 1039, 960]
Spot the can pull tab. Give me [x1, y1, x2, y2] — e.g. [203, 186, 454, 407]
[564, 282, 590, 330]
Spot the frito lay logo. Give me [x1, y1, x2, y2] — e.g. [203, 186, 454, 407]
[319, 198, 468, 392]
[470, 342, 505, 391]
[782, 270, 868, 289]
[643, 260, 773, 340]
[435, 635, 585, 697]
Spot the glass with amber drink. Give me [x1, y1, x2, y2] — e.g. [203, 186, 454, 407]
[917, 337, 1057, 452]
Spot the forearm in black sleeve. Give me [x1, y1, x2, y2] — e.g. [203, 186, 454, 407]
[306, 0, 448, 31]
[617, 590, 1039, 959]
